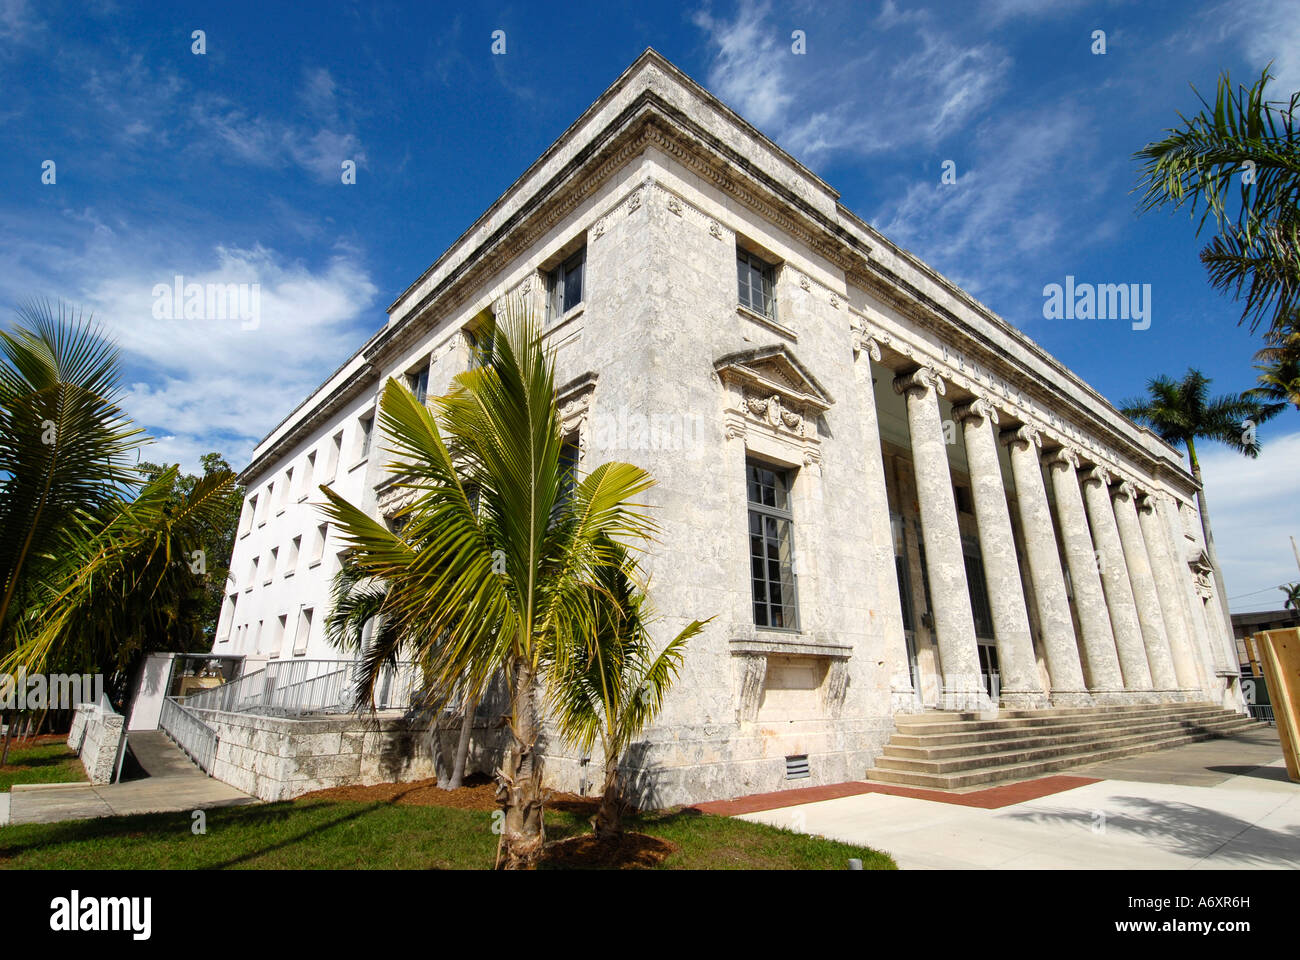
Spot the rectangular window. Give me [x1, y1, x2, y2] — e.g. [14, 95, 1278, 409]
[253, 619, 264, 654]
[466, 326, 494, 370]
[285, 535, 301, 577]
[737, 248, 776, 319]
[239, 497, 255, 536]
[311, 523, 327, 565]
[301, 451, 315, 500]
[266, 547, 278, 583]
[406, 364, 430, 405]
[280, 468, 293, 511]
[219, 594, 237, 643]
[271, 613, 287, 658]
[293, 607, 313, 656]
[558, 435, 580, 506]
[358, 414, 374, 459]
[747, 459, 799, 630]
[246, 494, 259, 532]
[324, 431, 343, 483]
[891, 512, 914, 633]
[246, 556, 258, 590]
[963, 537, 995, 640]
[546, 247, 585, 322]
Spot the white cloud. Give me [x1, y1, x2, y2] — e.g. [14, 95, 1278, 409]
[1198, 429, 1300, 612]
[0, 212, 378, 474]
[692, 1, 1009, 159]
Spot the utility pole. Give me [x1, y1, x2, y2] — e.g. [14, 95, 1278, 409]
[1292, 535, 1300, 575]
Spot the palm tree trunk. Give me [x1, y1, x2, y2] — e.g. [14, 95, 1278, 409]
[446, 694, 477, 790]
[1187, 442, 1237, 654]
[593, 758, 623, 844]
[495, 661, 545, 869]
[1, 711, 14, 766]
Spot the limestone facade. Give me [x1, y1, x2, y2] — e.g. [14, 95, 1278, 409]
[212, 51, 1246, 806]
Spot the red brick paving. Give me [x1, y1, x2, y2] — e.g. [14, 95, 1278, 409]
[687, 774, 1100, 816]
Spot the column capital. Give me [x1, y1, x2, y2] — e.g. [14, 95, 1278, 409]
[1042, 445, 1081, 470]
[953, 396, 1000, 426]
[1112, 479, 1137, 502]
[999, 424, 1041, 450]
[893, 365, 946, 398]
[1136, 491, 1158, 514]
[1080, 464, 1112, 488]
[850, 321, 887, 361]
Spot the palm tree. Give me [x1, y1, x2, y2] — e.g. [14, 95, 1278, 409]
[1120, 369, 1280, 638]
[0, 301, 145, 637]
[1246, 309, 1300, 411]
[548, 546, 707, 843]
[324, 557, 480, 790]
[1135, 67, 1300, 338]
[318, 298, 659, 869]
[1282, 583, 1300, 613]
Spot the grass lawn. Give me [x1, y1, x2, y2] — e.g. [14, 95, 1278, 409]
[0, 739, 87, 793]
[0, 797, 896, 870]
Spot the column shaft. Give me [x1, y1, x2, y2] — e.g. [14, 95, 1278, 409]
[894, 368, 984, 708]
[1112, 483, 1179, 695]
[1081, 466, 1153, 693]
[1045, 449, 1125, 698]
[1137, 493, 1201, 692]
[957, 401, 1045, 708]
[1002, 428, 1090, 705]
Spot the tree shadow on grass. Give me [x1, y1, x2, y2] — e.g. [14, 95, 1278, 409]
[1003, 795, 1300, 867]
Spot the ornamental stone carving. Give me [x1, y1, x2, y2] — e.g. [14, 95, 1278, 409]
[999, 424, 1042, 451]
[850, 320, 887, 361]
[952, 396, 1000, 426]
[666, 195, 683, 216]
[715, 344, 832, 466]
[892, 365, 946, 399]
[708, 219, 722, 240]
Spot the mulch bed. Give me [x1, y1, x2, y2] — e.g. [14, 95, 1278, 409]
[543, 832, 677, 869]
[294, 773, 600, 817]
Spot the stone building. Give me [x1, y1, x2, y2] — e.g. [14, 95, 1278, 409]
[211, 50, 1248, 805]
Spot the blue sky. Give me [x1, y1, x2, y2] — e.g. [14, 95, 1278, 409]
[2, 0, 1297, 609]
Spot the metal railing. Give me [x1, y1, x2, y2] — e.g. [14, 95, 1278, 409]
[159, 696, 219, 774]
[179, 658, 435, 718]
[1248, 703, 1275, 724]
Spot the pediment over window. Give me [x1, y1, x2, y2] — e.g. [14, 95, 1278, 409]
[714, 345, 832, 467]
[714, 345, 833, 413]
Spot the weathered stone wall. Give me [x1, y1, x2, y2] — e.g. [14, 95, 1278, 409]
[191, 707, 507, 802]
[67, 701, 125, 784]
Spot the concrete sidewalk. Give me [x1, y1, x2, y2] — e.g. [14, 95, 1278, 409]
[4, 732, 255, 827]
[739, 727, 1300, 869]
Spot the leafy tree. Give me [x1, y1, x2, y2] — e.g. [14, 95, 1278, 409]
[1120, 369, 1280, 636]
[1282, 582, 1300, 613]
[318, 299, 664, 869]
[139, 453, 245, 642]
[1135, 67, 1300, 338]
[547, 545, 707, 843]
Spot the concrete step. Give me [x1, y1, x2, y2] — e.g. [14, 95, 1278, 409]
[885, 714, 1255, 762]
[890, 706, 1239, 747]
[899, 702, 1191, 724]
[129, 731, 206, 779]
[875, 715, 1255, 774]
[866, 716, 1259, 789]
[892, 702, 1229, 737]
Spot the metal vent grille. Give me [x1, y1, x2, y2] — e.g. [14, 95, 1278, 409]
[785, 754, 810, 780]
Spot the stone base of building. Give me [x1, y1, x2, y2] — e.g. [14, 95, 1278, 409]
[1046, 689, 1095, 708]
[1001, 689, 1053, 710]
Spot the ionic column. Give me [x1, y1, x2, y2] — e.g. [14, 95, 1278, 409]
[852, 325, 915, 712]
[1157, 493, 1214, 694]
[894, 367, 984, 708]
[1081, 465, 1153, 695]
[955, 400, 1046, 708]
[1001, 427, 1090, 706]
[1112, 482, 1179, 697]
[1044, 448, 1125, 699]
[1137, 492, 1202, 693]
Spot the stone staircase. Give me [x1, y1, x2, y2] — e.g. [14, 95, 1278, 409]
[866, 702, 1259, 790]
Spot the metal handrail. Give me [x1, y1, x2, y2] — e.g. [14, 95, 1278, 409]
[159, 696, 219, 774]
[179, 659, 439, 718]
